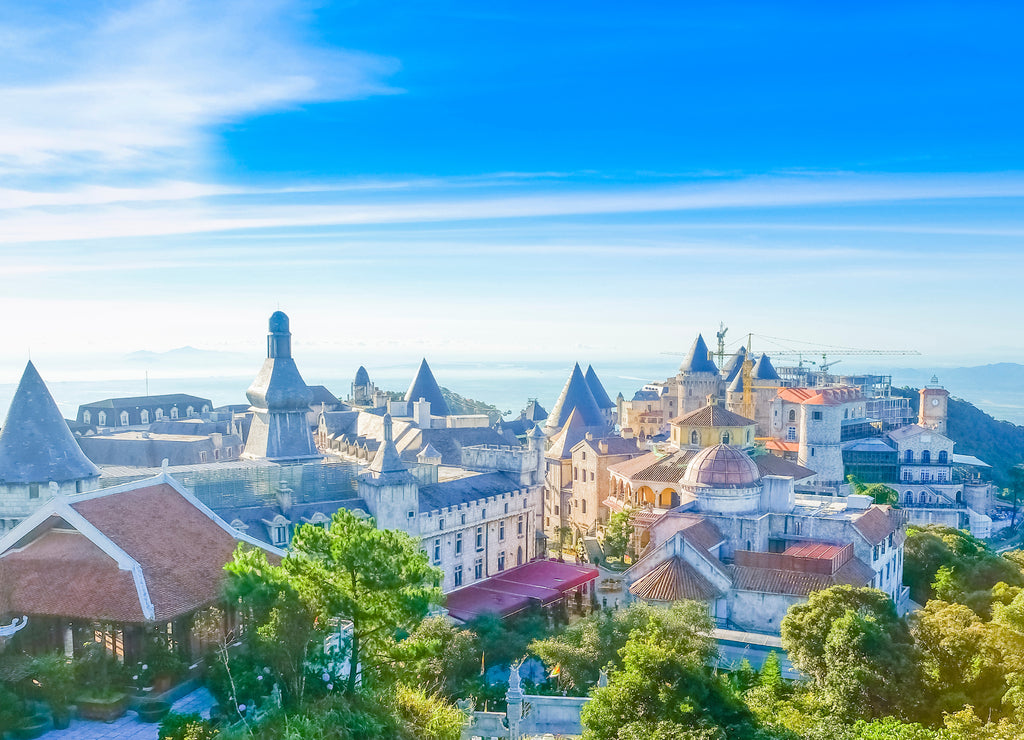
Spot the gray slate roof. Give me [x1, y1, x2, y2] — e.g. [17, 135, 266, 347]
[78, 393, 212, 410]
[752, 354, 780, 381]
[405, 359, 452, 416]
[367, 415, 408, 475]
[632, 389, 660, 402]
[0, 362, 100, 484]
[520, 399, 548, 422]
[546, 363, 606, 431]
[721, 347, 746, 382]
[418, 471, 523, 512]
[584, 366, 615, 410]
[679, 334, 719, 375]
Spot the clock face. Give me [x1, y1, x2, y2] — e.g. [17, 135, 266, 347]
[931, 398, 940, 406]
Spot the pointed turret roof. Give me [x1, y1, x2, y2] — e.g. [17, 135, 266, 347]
[367, 414, 408, 475]
[728, 371, 744, 393]
[0, 362, 100, 485]
[752, 354, 780, 381]
[520, 399, 548, 423]
[545, 408, 592, 459]
[679, 334, 719, 375]
[354, 366, 371, 386]
[545, 363, 606, 431]
[405, 359, 451, 416]
[584, 365, 615, 410]
[721, 347, 746, 383]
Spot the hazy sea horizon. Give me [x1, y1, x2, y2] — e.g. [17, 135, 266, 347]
[2, 357, 1024, 428]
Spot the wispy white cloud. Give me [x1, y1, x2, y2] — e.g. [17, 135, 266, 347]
[2, 170, 1024, 244]
[0, 0, 399, 178]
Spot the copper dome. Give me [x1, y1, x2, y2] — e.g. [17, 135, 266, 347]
[681, 444, 760, 489]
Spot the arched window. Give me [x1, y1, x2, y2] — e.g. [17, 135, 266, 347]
[83, 410, 91, 425]
[517, 546, 523, 566]
[921, 450, 931, 464]
[690, 430, 699, 445]
[186, 406, 194, 417]
[582, 500, 587, 514]
[170, 407, 179, 419]
[140, 409, 150, 424]
[721, 432, 730, 445]
[119, 410, 130, 426]
[788, 409, 796, 422]
[155, 408, 164, 420]
[202, 404, 210, 414]
[746, 430, 752, 443]
[938, 450, 948, 464]
[904, 450, 913, 463]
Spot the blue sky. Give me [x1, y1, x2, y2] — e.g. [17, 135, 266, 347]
[2, 0, 1023, 378]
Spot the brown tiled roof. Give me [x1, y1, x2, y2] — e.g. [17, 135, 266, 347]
[629, 556, 720, 602]
[764, 439, 799, 453]
[0, 481, 272, 624]
[753, 454, 816, 480]
[607, 451, 662, 478]
[732, 556, 874, 596]
[70, 484, 252, 621]
[0, 528, 146, 622]
[851, 506, 901, 545]
[611, 449, 698, 484]
[669, 404, 754, 428]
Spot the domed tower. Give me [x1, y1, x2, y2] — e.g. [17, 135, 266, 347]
[681, 444, 761, 515]
[242, 312, 320, 461]
[351, 366, 374, 405]
[919, 377, 949, 435]
[676, 334, 722, 416]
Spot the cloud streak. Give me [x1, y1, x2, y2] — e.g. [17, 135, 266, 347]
[2, 170, 1024, 244]
[0, 0, 399, 178]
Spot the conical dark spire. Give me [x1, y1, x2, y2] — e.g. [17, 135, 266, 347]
[545, 408, 590, 459]
[546, 363, 605, 431]
[0, 362, 99, 484]
[367, 413, 407, 474]
[354, 365, 371, 386]
[721, 346, 746, 383]
[679, 334, 719, 375]
[405, 359, 451, 416]
[751, 353, 780, 381]
[584, 365, 615, 410]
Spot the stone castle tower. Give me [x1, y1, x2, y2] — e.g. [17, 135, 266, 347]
[676, 334, 722, 416]
[242, 311, 320, 461]
[357, 414, 419, 531]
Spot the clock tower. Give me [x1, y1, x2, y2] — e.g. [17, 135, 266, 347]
[919, 377, 949, 435]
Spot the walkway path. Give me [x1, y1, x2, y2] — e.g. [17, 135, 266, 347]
[38, 688, 215, 740]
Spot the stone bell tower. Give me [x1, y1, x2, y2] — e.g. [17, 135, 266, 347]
[919, 376, 949, 435]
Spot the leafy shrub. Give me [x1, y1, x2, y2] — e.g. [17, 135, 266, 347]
[158, 712, 218, 740]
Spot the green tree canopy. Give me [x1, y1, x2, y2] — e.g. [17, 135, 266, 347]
[603, 508, 634, 562]
[531, 601, 716, 693]
[580, 609, 757, 740]
[781, 586, 920, 720]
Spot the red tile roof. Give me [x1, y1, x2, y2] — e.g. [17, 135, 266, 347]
[764, 439, 799, 453]
[776, 387, 862, 406]
[0, 528, 146, 622]
[0, 480, 276, 624]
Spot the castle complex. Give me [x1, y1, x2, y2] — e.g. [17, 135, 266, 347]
[0, 319, 1008, 638]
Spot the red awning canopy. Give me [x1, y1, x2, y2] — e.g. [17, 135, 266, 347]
[444, 559, 598, 623]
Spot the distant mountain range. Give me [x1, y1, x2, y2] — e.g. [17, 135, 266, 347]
[889, 363, 1024, 391]
[124, 346, 250, 365]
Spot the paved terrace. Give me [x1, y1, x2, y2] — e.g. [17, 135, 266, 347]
[38, 687, 214, 740]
